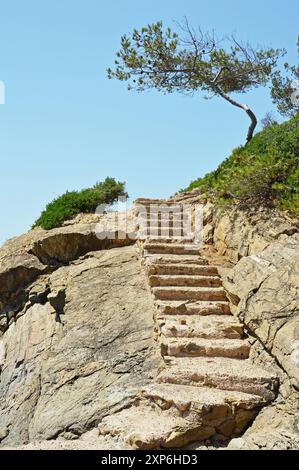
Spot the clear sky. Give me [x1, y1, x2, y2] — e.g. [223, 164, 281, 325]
[0, 0, 298, 245]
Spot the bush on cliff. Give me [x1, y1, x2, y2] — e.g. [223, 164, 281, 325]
[33, 177, 127, 230]
[182, 114, 299, 216]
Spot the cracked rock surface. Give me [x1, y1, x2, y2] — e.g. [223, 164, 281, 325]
[1, 199, 298, 450]
[176, 193, 299, 450]
[0, 216, 158, 447]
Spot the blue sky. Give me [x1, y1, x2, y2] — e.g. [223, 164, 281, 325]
[0, 0, 298, 245]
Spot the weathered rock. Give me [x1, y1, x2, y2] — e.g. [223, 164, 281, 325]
[212, 206, 298, 263]
[193, 199, 299, 449]
[152, 286, 227, 302]
[223, 234, 299, 389]
[161, 337, 250, 359]
[1, 196, 298, 450]
[0, 250, 47, 328]
[157, 357, 277, 401]
[156, 300, 231, 316]
[30, 222, 134, 265]
[158, 315, 244, 339]
[0, 212, 136, 335]
[0, 245, 158, 446]
[1, 429, 129, 450]
[227, 396, 299, 450]
[98, 402, 216, 449]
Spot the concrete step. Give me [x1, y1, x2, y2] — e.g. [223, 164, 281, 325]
[160, 337, 250, 359]
[144, 243, 200, 256]
[138, 219, 186, 228]
[141, 383, 265, 438]
[139, 223, 185, 229]
[135, 198, 169, 204]
[136, 209, 186, 217]
[138, 224, 186, 233]
[158, 315, 244, 339]
[135, 199, 183, 207]
[142, 382, 265, 412]
[156, 300, 231, 316]
[138, 216, 191, 227]
[98, 403, 216, 449]
[157, 357, 278, 401]
[145, 254, 208, 265]
[135, 201, 184, 208]
[149, 274, 222, 288]
[148, 263, 219, 276]
[152, 286, 227, 302]
[144, 237, 195, 245]
[135, 206, 186, 215]
[139, 229, 185, 238]
[136, 205, 189, 214]
[98, 381, 270, 449]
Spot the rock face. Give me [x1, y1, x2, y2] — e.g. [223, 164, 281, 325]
[0, 214, 159, 447]
[199, 204, 298, 264]
[223, 234, 299, 387]
[222, 234, 299, 450]
[179, 196, 299, 450]
[0, 212, 135, 333]
[227, 396, 299, 450]
[1, 197, 298, 450]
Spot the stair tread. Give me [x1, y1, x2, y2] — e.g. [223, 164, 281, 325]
[137, 209, 187, 214]
[162, 356, 276, 375]
[149, 263, 218, 268]
[149, 274, 221, 287]
[145, 242, 199, 248]
[159, 314, 235, 323]
[153, 286, 225, 292]
[153, 286, 227, 301]
[142, 383, 265, 408]
[157, 357, 278, 400]
[139, 219, 186, 223]
[135, 199, 184, 206]
[145, 254, 208, 265]
[150, 274, 221, 280]
[158, 315, 243, 339]
[162, 337, 250, 359]
[98, 404, 214, 449]
[144, 238, 195, 244]
[148, 263, 219, 275]
[145, 248, 200, 256]
[156, 300, 231, 316]
[137, 224, 186, 231]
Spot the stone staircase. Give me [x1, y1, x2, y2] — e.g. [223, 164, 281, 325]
[98, 198, 278, 449]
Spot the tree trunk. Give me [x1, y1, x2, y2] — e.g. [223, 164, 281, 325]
[214, 86, 257, 144]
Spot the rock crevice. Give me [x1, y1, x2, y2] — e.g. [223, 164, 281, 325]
[0, 212, 158, 447]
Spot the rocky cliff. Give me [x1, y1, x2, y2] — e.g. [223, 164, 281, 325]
[0, 213, 159, 446]
[0, 200, 298, 450]
[186, 194, 299, 449]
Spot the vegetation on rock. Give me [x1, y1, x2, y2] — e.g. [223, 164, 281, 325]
[33, 177, 127, 230]
[182, 114, 299, 216]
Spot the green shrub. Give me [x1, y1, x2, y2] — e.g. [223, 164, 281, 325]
[33, 177, 127, 230]
[182, 114, 299, 217]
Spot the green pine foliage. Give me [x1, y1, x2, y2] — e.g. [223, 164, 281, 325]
[33, 177, 127, 230]
[182, 114, 299, 217]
